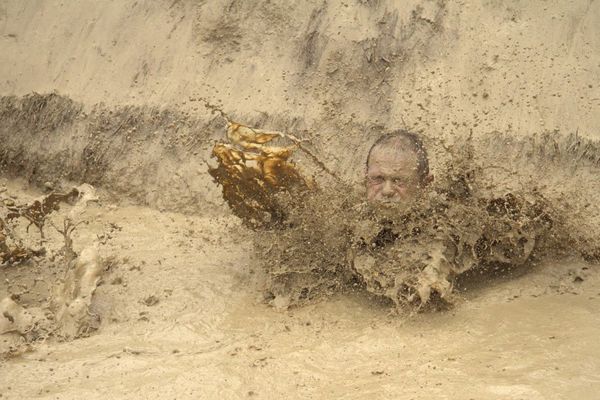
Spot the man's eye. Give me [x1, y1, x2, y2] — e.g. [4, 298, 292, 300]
[392, 178, 405, 185]
[369, 177, 384, 184]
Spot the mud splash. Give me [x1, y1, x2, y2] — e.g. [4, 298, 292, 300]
[245, 132, 600, 310]
[0, 184, 103, 358]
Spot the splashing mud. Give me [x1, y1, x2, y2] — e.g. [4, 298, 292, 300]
[0, 185, 102, 358]
[208, 120, 311, 228]
[211, 127, 600, 311]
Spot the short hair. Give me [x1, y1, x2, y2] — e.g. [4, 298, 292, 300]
[366, 130, 430, 182]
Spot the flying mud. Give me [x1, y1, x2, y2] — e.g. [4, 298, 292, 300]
[209, 123, 600, 311]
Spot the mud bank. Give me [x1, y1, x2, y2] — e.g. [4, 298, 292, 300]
[3, 92, 600, 214]
[0, 93, 229, 213]
[1, 0, 599, 138]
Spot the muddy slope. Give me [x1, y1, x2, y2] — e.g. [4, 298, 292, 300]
[1, 0, 599, 139]
[0, 93, 229, 213]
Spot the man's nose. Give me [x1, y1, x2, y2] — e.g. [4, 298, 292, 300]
[381, 180, 395, 197]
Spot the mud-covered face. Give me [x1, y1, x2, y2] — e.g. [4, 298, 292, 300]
[366, 146, 422, 204]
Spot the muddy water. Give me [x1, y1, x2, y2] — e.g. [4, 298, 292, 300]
[1, 196, 599, 399]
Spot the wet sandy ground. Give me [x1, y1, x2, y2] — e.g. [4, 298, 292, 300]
[1, 195, 600, 399]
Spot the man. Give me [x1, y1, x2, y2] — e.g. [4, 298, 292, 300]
[360, 129, 560, 310]
[350, 130, 454, 309]
[366, 130, 433, 204]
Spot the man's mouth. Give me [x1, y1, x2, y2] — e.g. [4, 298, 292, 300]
[376, 199, 402, 207]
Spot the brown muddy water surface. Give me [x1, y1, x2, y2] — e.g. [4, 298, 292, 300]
[1, 180, 599, 400]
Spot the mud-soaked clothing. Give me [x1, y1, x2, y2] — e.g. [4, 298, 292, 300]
[347, 192, 555, 309]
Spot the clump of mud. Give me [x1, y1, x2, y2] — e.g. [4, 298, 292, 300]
[207, 120, 312, 228]
[213, 130, 600, 311]
[0, 246, 102, 354]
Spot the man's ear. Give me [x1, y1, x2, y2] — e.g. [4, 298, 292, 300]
[424, 174, 434, 185]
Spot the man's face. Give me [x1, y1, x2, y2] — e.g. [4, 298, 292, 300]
[366, 145, 422, 204]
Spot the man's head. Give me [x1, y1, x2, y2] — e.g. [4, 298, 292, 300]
[366, 130, 432, 203]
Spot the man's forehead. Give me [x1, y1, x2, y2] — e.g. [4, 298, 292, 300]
[368, 148, 419, 176]
[368, 143, 418, 165]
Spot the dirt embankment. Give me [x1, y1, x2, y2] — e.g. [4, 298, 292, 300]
[1, 1, 599, 169]
[0, 93, 229, 213]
